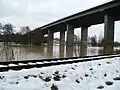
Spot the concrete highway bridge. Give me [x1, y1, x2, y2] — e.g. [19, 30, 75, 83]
[15, 0, 120, 57]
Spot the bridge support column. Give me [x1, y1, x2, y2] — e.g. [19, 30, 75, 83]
[104, 14, 114, 54]
[59, 29, 65, 58]
[47, 29, 53, 57]
[66, 24, 74, 57]
[80, 26, 88, 56]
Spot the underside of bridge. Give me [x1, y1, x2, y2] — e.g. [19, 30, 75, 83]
[25, 0, 120, 58]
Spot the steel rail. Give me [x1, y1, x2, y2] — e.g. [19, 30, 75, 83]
[0, 54, 120, 72]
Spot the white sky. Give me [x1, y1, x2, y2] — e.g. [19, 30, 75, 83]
[0, 0, 120, 41]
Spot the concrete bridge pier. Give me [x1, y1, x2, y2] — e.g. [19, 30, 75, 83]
[47, 29, 53, 57]
[66, 24, 74, 57]
[80, 26, 88, 56]
[104, 14, 114, 54]
[59, 29, 65, 58]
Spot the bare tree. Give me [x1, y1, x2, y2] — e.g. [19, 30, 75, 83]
[98, 35, 104, 47]
[20, 26, 31, 35]
[90, 35, 97, 46]
[0, 23, 14, 61]
[3, 23, 14, 35]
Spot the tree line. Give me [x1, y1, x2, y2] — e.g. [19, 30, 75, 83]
[74, 34, 120, 47]
[0, 23, 31, 35]
[0, 23, 32, 44]
[89, 35, 120, 47]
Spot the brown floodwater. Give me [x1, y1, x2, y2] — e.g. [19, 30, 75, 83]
[0, 42, 103, 62]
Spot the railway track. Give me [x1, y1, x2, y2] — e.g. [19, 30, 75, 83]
[0, 54, 120, 72]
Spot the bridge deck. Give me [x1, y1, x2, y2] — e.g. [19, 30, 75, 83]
[35, 0, 120, 34]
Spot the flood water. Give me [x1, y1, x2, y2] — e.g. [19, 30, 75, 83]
[0, 42, 104, 62]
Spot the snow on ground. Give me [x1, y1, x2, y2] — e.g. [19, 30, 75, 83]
[0, 57, 120, 90]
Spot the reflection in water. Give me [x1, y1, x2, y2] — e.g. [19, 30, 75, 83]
[13, 45, 47, 60]
[0, 42, 105, 62]
[0, 42, 15, 62]
[59, 45, 65, 58]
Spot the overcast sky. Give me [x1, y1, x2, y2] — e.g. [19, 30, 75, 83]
[0, 0, 120, 41]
